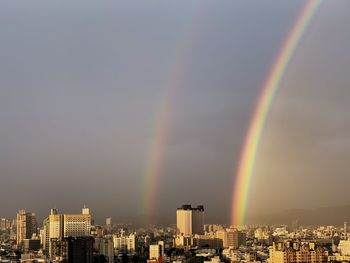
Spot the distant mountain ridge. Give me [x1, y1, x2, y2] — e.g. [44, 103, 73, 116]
[247, 205, 350, 226]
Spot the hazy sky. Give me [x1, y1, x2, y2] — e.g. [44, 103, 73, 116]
[0, 0, 349, 224]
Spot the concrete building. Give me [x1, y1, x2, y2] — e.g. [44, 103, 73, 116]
[96, 237, 114, 263]
[113, 232, 137, 253]
[175, 235, 194, 248]
[227, 228, 246, 249]
[51, 236, 94, 263]
[176, 204, 204, 236]
[329, 240, 350, 262]
[22, 239, 41, 252]
[269, 241, 328, 263]
[43, 208, 63, 256]
[338, 240, 350, 256]
[106, 217, 112, 227]
[204, 224, 224, 233]
[215, 228, 245, 249]
[195, 234, 223, 249]
[63, 213, 91, 237]
[0, 218, 13, 230]
[149, 242, 164, 261]
[42, 207, 91, 259]
[16, 209, 37, 246]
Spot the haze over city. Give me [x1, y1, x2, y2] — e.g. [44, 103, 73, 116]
[1, 0, 350, 225]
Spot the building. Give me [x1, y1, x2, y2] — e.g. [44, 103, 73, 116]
[51, 236, 94, 263]
[106, 217, 112, 228]
[226, 228, 246, 249]
[113, 232, 137, 253]
[269, 241, 328, 263]
[195, 234, 223, 249]
[50, 238, 67, 261]
[106, 217, 112, 226]
[16, 209, 37, 246]
[338, 240, 350, 256]
[204, 224, 224, 233]
[0, 218, 13, 230]
[66, 236, 94, 263]
[176, 204, 204, 236]
[22, 239, 41, 252]
[329, 240, 350, 262]
[43, 208, 63, 256]
[175, 235, 194, 248]
[204, 257, 224, 263]
[63, 213, 91, 237]
[149, 242, 164, 261]
[42, 207, 92, 259]
[96, 237, 114, 263]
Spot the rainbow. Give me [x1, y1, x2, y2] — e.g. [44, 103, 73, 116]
[142, 81, 176, 222]
[231, 0, 323, 226]
[142, 5, 207, 223]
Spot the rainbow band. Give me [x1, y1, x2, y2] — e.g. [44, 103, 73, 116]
[143, 88, 174, 221]
[231, 0, 322, 226]
[143, 5, 207, 223]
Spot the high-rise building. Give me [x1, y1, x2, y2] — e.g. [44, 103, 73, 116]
[96, 237, 114, 263]
[48, 209, 63, 239]
[51, 236, 94, 263]
[149, 242, 164, 261]
[0, 218, 13, 230]
[63, 213, 91, 237]
[43, 208, 63, 256]
[106, 217, 112, 227]
[105, 217, 112, 233]
[225, 228, 246, 249]
[16, 209, 37, 246]
[176, 205, 204, 236]
[22, 239, 41, 252]
[113, 232, 137, 253]
[43, 207, 91, 259]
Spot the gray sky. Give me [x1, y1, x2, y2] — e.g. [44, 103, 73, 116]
[0, 0, 349, 224]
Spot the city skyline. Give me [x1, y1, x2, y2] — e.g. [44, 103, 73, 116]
[3, 203, 350, 262]
[1, 0, 350, 225]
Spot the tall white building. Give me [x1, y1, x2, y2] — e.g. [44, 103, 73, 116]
[49, 209, 62, 239]
[149, 242, 164, 260]
[43, 207, 91, 258]
[43, 208, 63, 255]
[176, 205, 204, 236]
[113, 232, 137, 253]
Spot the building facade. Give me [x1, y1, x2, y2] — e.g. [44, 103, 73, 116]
[176, 205, 204, 236]
[42, 207, 92, 260]
[16, 209, 37, 246]
[51, 236, 94, 263]
[269, 241, 328, 263]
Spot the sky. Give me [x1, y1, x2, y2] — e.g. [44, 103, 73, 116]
[0, 0, 349, 225]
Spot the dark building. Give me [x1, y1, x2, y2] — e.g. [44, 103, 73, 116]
[51, 238, 67, 261]
[66, 236, 94, 263]
[51, 236, 94, 263]
[22, 239, 41, 252]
